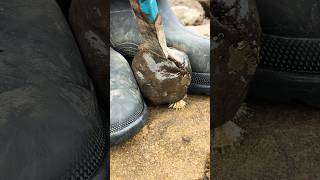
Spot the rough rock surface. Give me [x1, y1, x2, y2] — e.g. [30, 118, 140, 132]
[169, 0, 205, 25]
[169, 0, 210, 37]
[195, 0, 210, 16]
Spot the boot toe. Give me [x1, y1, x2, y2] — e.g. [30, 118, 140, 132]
[110, 48, 148, 145]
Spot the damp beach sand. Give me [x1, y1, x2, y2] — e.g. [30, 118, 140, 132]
[213, 103, 320, 179]
[111, 95, 210, 179]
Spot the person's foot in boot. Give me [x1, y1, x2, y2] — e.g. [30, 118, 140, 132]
[110, 0, 210, 95]
[248, 0, 320, 108]
[212, 0, 261, 153]
[69, 0, 148, 145]
[110, 47, 148, 145]
[0, 0, 107, 179]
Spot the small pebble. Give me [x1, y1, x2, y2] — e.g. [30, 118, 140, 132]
[182, 136, 192, 143]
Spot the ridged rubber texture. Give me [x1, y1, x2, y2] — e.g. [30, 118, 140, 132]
[63, 128, 106, 180]
[188, 72, 210, 95]
[110, 103, 148, 145]
[259, 34, 320, 73]
[248, 34, 320, 108]
[110, 102, 144, 134]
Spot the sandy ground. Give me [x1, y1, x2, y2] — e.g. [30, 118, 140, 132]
[111, 95, 210, 180]
[213, 103, 320, 180]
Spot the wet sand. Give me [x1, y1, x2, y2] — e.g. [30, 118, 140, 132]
[111, 95, 210, 180]
[213, 103, 320, 180]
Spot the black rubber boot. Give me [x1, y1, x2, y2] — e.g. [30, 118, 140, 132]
[110, 0, 210, 95]
[69, 0, 109, 110]
[212, 0, 261, 151]
[0, 0, 107, 179]
[69, 0, 148, 145]
[55, 0, 72, 17]
[110, 48, 148, 145]
[248, 0, 320, 108]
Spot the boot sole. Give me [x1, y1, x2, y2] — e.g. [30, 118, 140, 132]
[110, 103, 148, 145]
[248, 34, 320, 108]
[189, 72, 210, 95]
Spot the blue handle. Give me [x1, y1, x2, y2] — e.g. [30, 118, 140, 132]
[139, 0, 159, 23]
